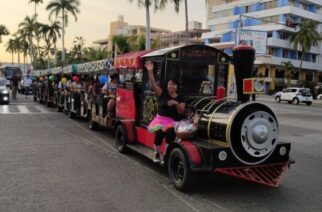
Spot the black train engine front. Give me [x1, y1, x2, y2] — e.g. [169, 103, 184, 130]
[188, 46, 292, 187]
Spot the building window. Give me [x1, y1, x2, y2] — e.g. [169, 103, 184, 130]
[261, 16, 279, 24]
[312, 55, 317, 63]
[263, 0, 278, 10]
[265, 68, 269, 77]
[275, 69, 285, 78]
[279, 32, 289, 40]
[282, 49, 288, 58]
[253, 68, 258, 77]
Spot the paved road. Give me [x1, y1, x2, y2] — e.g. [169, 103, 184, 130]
[0, 94, 322, 211]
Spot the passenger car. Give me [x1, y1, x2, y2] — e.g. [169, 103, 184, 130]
[275, 87, 313, 105]
[0, 78, 10, 104]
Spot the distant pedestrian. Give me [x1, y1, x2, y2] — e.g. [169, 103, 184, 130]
[10, 76, 20, 100]
[23, 75, 32, 98]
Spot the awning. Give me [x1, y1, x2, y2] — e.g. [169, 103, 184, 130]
[114, 49, 154, 69]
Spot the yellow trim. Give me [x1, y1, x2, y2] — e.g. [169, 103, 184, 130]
[209, 139, 230, 148]
[207, 101, 227, 143]
[225, 102, 254, 145]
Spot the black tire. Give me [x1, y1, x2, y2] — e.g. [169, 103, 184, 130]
[275, 96, 281, 103]
[89, 116, 98, 130]
[292, 98, 299, 105]
[168, 148, 196, 191]
[115, 125, 128, 153]
[57, 106, 63, 112]
[306, 102, 312, 106]
[287, 101, 292, 104]
[320, 96, 322, 100]
[67, 110, 75, 119]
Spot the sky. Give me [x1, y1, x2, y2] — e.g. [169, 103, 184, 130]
[0, 0, 207, 63]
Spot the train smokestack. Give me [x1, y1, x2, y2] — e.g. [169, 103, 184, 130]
[233, 45, 255, 103]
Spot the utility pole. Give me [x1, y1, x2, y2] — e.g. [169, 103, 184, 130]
[236, 14, 242, 46]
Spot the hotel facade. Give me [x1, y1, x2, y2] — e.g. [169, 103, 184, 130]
[202, 0, 322, 93]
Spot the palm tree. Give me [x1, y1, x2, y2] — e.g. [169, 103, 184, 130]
[42, 41, 54, 70]
[40, 21, 61, 65]
[28, 0, 44, 17]
[83, 47, 109, 62]
[19, 15, 38, 65]
[290, 19, 321, 72]
[5, 39, 16, 64]
[73, 36, 85, 61]
[47, 0, 81, 63]
[0, 25, 9, 43]
[281, 61, 294, 87]
[112, 35, 130, 55]
[129, 0, 167, 50]
[13, 36, 22, 64]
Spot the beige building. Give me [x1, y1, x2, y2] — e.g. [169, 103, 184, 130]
[160, 21, 210, 48]
[107, 15, 171, 53]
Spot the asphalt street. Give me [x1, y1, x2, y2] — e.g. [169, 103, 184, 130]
[0, 94, 322, 212]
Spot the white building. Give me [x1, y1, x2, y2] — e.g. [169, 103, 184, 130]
[203, 0, 322, 92]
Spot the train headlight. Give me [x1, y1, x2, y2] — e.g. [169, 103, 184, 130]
[279, 146, 287, 156]
[218, 151, 227, 161]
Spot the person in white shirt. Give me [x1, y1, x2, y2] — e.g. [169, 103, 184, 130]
[23, 75, 32, 98]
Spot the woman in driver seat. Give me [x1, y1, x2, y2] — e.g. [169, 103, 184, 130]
[145, 61, 185, 163]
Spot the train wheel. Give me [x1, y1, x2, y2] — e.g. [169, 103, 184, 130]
[115, 125, 128, 153]
[168, 148, 195, 191]
[57, 106, 63, 112]
[89, 115, 98, 130]
[67, 110, 75, 119]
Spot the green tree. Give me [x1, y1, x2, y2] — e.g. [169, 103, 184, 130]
[281, 61, 294, 88]
[112, 35, 130, 55]
[19, 15, 38, 65]
[290, 19, 321, 72]
[129, 0, 167, 50]
[46, 21, 61, 65]
[41, 41, 54, 70]
[5, 39, 15, 64]
[28, 0, 44, 17]
[47, 0, 81, 63]
[72, 36, 85, 62]
[83, 47, 110, 62]
[0, 25, 9, 43]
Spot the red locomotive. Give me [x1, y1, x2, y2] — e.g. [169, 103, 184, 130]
[112, 45, 292, 190]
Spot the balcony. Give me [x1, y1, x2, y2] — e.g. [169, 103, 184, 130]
[267, 38, 321, 54]
[255, 55, 321, 71]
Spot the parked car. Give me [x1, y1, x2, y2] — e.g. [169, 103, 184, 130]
[275, 87, 313, 105]
[317, 94, 322, 100]
[0, 78, 10, 104]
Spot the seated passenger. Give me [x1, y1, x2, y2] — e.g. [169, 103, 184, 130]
[102, 73, 118, 117]
[145, 61, 185, 163]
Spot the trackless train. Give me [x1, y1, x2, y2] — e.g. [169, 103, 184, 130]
[33, 45, 292, 191]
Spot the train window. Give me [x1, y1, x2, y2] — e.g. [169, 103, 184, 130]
[144, 61, 162, 94]
[167, 61, 214, 96]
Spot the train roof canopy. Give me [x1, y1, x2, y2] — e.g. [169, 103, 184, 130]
[114, 49, 153, 69]
[142, 45, 231, 63]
